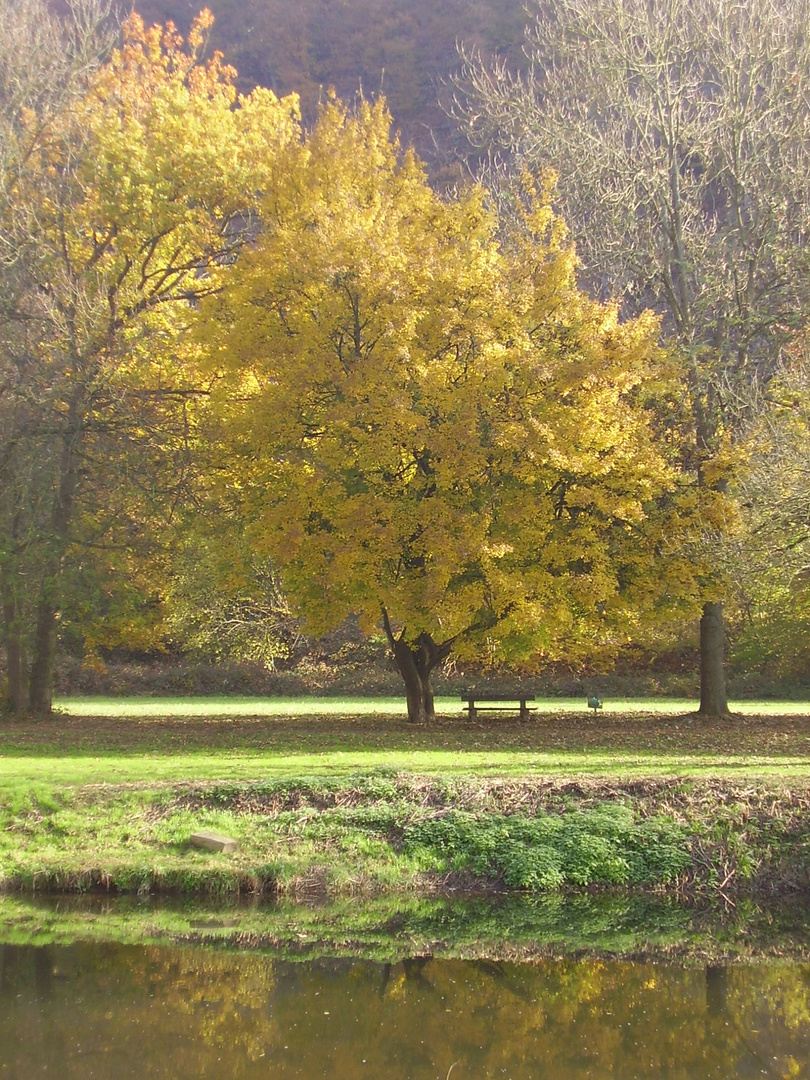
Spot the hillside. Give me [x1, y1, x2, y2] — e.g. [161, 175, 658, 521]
[112, 0, 527, 167]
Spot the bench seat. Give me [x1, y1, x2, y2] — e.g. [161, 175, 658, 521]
[460, 693, 536, 719]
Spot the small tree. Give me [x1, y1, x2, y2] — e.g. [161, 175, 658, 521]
[203, 101, 697, 721]
[453, 0, 810, 714]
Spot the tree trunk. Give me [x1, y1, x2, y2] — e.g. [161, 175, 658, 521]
[26, 392, 83, 716]
[698, 601, 729, 716]
[28, 597, 57, 715]
[1, 582, 28, 714]
[390, 637, 437, 723]
[382, 609, 450, 723]
[6, 635, 27, 713]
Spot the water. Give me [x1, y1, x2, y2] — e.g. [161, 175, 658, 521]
[0, 939, 809, 1078]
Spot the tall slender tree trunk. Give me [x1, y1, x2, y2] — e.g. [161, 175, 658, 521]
[28, 596, 58, 715]
[27, 393, 83, 715]
[694, 408, 731, 717]
[0, 496, 31, 713]
[698, 601, 729, 716]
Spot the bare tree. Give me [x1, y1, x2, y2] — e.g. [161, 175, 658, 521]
[737, 347, 810, 598]
[453, 0, 810, 714]
[0, 0, 116, 255]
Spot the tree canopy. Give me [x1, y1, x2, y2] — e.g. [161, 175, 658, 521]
[201, 100, 699, 721]
[0, 5, 739, 717]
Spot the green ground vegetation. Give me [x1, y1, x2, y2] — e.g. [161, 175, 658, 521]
[0, 705, 810, 900]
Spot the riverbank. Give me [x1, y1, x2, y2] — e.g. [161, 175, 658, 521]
[2, 772, 809, 899]
[1, 707, 809, 900]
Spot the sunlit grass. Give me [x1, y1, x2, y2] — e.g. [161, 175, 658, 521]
[0, 749, 809, 792]
[55, 694, 810, 718]
[0, 695, 806, 791]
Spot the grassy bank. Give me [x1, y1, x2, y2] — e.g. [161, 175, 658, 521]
[2, 771, 809, 899]
[0, 706, 809, 899]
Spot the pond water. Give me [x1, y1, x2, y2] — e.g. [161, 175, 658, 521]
[1, 938, 809, 1079]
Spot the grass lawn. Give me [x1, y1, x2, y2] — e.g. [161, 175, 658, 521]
[2, 698, 809, 788]
[0, 701, 809, 899]
[56, 694, 810, 718]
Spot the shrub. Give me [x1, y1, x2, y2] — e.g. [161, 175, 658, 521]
[402, 807, 690, 890]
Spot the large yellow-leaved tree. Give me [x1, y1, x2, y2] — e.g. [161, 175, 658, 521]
[202, 100, 698, 721]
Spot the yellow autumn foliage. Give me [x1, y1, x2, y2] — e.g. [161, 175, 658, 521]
[0, 9, 303, 703]
[200, 97, 702, 669]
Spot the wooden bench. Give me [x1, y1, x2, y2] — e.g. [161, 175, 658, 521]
[461, 693, 536, 720]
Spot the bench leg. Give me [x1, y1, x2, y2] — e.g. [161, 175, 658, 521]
[467, 704, 477, 719]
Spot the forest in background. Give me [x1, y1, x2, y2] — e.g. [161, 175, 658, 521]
[52, 0, 527, 173]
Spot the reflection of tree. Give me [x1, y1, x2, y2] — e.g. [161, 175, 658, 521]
[0, 943, 809, 1077]
[706, 965, 728, 1018]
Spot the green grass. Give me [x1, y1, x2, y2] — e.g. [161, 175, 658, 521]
[2, 704, 810, 792]
[0, 769, 807, 900]
[0, 705, 808, 900]
[55, 694, 810, 717]
[1, 748, 810, 792]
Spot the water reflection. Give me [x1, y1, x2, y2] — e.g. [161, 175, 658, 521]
[0, 941, 808, 1078]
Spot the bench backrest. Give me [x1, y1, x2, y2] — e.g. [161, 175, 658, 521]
[460, 693, 535, 702]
